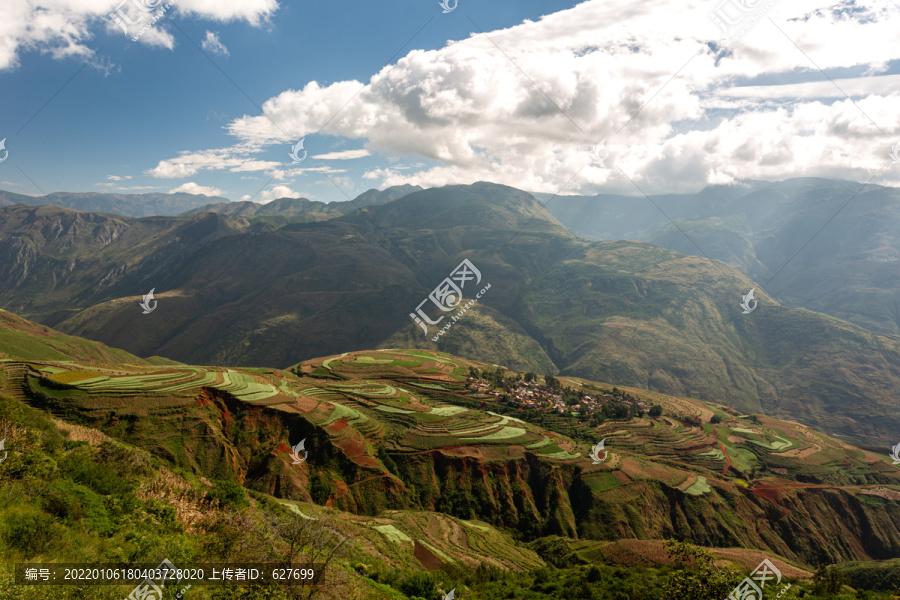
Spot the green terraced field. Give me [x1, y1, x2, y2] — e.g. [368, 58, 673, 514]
[541, 450, 582, 460]
[747, 434, 793, 451]
[585, 472, 624, 492]
[462, 426, 527, 442]
[685, 476, 712, 496]
[375, 405, 415, 414]
[699, 448, 725, 460]
[429, 406, 468, 416]
[526, 436, 551, 449]
[324, 402, 364, 425]
[373, 524, 412, 544]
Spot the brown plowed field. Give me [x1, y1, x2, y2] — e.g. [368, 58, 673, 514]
[601, 540, 813, 578]
[413, 540, 443, 570]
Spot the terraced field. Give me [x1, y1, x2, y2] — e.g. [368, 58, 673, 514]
[19, 350, 585, 476]
[13, 346, 900, 572]
[22, 347, 900, 495]
[271, 500, 545, 573]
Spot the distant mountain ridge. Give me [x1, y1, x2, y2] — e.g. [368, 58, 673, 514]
[0, 189, 229, 217]
[0, 184, 423, 220]
[542, 178, 900, 336]
[181, 184, 422, 218]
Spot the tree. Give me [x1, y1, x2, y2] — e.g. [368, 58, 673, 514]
[213, 509, 352, 600]
[649, 405, 663, 417]
[813, 563, 846, 596]
[710, 414, 723, 424]
[664, 539, 744, 600]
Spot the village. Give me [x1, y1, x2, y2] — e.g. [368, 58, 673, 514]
[464, 370, 655, 419]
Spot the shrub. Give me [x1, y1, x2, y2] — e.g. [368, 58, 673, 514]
[60, 449, 133, 497]
[42, 485, 85, 524]
[206, 480, 249, 509]
[146, 498, 182, 531]
[813, 564, 846, 595]
[398, 572, 437, 598]
[2, 506, 64, 556]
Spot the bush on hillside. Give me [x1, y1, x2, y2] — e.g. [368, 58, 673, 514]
[206, 480, 249, 509]
[2, 506, 65, 556]
[398, 571, 437, 598]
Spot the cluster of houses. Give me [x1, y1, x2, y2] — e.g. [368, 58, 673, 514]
[465, 377, 652, 417]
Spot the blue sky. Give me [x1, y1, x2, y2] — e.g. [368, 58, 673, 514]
[1, 0, 899, 203]
[0, 0, 579, 202]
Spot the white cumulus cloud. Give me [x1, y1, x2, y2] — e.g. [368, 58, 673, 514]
[169, 181, 225, 196]
[242, 184, 306, 204]
[144, 0, 900, 195]
[0, 0, 277, 71]
[201, 30, 229, 56]
[312, 149, 371, 160]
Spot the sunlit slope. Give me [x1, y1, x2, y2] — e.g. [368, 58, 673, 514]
[0, 308, 163, 364]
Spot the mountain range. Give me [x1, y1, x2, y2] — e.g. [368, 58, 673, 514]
[540, 178, 900, 337]
[0, 189, 228, 218]
[181, 184, 421, 220]
[0, 180, 899, 449]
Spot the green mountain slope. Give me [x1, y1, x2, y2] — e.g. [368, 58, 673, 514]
[1, 184, 900, 447]
[545, 178, 900, 337]
[0, 308, 165, 364]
